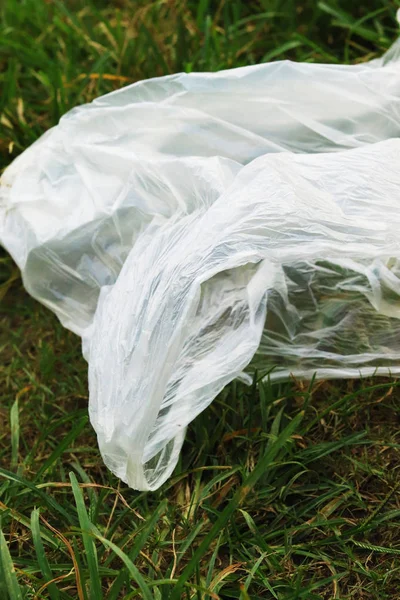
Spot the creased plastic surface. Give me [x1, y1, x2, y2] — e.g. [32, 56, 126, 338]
[1, 41, 400, 489]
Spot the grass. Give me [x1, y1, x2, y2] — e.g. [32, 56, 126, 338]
[1, 0, 400, 598]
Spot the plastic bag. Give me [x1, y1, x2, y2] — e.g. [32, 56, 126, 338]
[1, 40, 400, 490]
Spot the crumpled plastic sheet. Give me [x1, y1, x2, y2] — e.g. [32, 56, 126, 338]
[1, 39, 400, 490]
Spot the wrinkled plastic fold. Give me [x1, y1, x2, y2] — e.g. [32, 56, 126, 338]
[1, 40, 400, 489]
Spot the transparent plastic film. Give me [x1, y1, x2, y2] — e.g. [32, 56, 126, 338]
[1, 40, 400, 490]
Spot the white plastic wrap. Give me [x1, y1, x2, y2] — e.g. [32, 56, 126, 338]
[1, 41, 400, 489]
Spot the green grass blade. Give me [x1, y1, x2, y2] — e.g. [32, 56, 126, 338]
[72, 537, 89, 600]
[262, 40, 302, 62]
[10, 398, 19, 471]
[0, 551, 7, 599]
[205, 531, 222, 595]
[106, 499, 167, 600]
[94, 534, 153, 600]
[30, 509, 60, 600]
[70, 472, 103, 600]
[0, 526, 23, 600]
